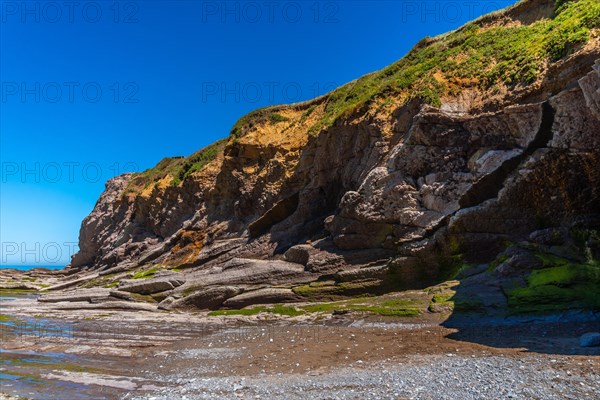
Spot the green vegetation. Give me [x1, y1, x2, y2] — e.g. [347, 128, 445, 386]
[230, 106, 272, 138]
[535, 252, 572, 268]
[207, 305, 304, 317]
[300, 105, 317, 122]
[230, 105, 308, 137]
[125, 139, 227, 194]
[239, 0, 599, 136]
[292, 280, 384, 301]
[427, 289, 486, 313]
[208, 306, 268, 316]
[125, 156, 185, 193]
[132, 267, 159, 280]
[174, 139, 227, 183]
[437, 237, 468, 280]
[269, 113, 290, 124]
[83, 272, 123, 289]
[452, 263, 477, 278]
[129, 293, 158, 304]
[4, 357, 104, 376]
[151, 292, 170, 302]
[546, 0, 599, 59]
[357, 307, 419, 317]
[208, 295, 424, 318]
[428, 290, 456, 312]
[302, 296, 423, 317]
[271, 304, 304, 316]
[431, 291, 455, 305]
[0, 314, 17, 323]
[0, 289, 36, 295]
[508, 258, 600, 314]
[123, 1, 600, 196]
[293, 262, 441, 301]
[488, 254, 510, 271]
[453, 299, 487, 313]
[127, 2, 600, 196]
[528, 264, 581, 287]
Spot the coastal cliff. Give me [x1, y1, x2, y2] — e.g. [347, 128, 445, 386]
[57, 0, 599, 314]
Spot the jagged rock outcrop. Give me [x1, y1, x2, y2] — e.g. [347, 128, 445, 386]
[62, 0, 600, 310]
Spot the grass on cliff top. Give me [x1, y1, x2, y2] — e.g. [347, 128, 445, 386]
[312, 0, 599, 132]
[127, 1, 600, 193]
[126, 156, 184, 192]
[174, 138, 227, 182]
[125, 139, 227, 193]
[231, 0, 600, 137]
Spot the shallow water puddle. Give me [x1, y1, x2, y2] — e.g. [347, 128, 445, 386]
[0, 313, 155, 400]
[1, 350, 99, 399]
[0, 347, 155, 399]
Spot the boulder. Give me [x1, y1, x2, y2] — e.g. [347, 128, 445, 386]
[579, 332, 600, 347]
[157, 296, 178, 311]
[283, 245, 312, 266]
[118, 275, 185, 295]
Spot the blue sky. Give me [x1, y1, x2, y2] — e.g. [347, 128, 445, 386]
[0, 0, 515, 266]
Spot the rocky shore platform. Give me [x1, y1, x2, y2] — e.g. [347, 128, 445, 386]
[1, 283, 599, 400]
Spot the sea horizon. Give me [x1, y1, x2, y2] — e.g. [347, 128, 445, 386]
[0, 265, 65, 271]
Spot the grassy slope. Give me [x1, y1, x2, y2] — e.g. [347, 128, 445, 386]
[127, 0, 600, 192]
[125, 138, 227, 193]
[306, 0, 599, 132]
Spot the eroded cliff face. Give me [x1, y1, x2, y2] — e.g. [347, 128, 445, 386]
[67, 0, 600, 310]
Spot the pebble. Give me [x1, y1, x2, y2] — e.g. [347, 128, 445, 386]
[123, 355, 600, 400]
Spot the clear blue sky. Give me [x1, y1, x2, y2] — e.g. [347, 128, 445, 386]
[0, 0, 515, 267]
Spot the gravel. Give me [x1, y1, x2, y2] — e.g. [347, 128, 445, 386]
[123, 355, 600, 400]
